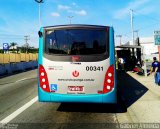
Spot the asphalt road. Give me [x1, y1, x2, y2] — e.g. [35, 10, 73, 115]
[0, 70, 160, 129]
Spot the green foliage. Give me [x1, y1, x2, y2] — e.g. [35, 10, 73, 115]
[28, 48, 38, 53]
[0, 50, 4, 53]
[20, 47, 38, 53]
[10, 42, 17, 47]
[20, 47, 26, 53]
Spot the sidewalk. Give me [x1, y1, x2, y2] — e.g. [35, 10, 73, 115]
[128, 72, 160, 96]
[116, 71, 160, 123]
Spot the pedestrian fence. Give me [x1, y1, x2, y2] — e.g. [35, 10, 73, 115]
[0, 53, 38, 64]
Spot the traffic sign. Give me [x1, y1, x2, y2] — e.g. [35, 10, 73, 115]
[154, 31, 160, 45]
[3, 43, 9, 51]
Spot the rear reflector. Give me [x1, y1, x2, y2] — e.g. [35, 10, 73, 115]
[39, 65, 50, 92]
[102, 65, 114, 94]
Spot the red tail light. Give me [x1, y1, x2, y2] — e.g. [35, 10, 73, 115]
[103, 65, 114, 94]
[39, 65, 50, 92]
[72, 56, 80, 62]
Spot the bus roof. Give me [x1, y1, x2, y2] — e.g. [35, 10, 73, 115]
[42, 24, 110, 29]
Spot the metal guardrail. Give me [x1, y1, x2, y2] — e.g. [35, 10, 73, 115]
[0, 53, 38, 64]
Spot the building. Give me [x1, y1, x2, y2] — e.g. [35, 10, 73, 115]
[139, 37, 159, 61]
[139, 37, 158, 55]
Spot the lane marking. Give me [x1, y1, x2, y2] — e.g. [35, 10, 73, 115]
[15, 77, 36, 83]
[0, 96, 38, 124]
[15, 78, 28, 83]
[0, 77, 36, 85]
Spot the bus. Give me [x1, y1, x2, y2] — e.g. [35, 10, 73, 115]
[38, 24, 116, 103]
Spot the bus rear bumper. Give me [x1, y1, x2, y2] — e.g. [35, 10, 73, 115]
[38, 88, 117, 103]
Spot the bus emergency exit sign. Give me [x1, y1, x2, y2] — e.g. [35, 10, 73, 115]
[154, 31, 160, 45]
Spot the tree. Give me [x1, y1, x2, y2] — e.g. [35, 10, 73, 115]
[10, 42, 17, 53]
[22, 43, 30, 53]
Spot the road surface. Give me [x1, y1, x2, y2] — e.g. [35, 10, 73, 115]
[0, 70, 160, 129]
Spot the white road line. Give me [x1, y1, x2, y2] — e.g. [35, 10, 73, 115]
[15, 78, 29, 82]
[0, 96, 38, 124]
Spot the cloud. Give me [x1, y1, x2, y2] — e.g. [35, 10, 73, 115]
[136, 6, 155, 15]
[57, 4, 87, 16]
[113, 0, 151, 19]
[51, 12, 60, 17]
[75, 10, 87, 16]
[58, 4, 70, 10]
[68, 10, 87, 16]
[72, 2, 76, 6]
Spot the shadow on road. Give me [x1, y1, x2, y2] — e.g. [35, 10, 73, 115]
[117, 71, 148, 108]
[57, 88, 127, 113]
[58, 71, 148, 113]
[57, 100, 126, 113]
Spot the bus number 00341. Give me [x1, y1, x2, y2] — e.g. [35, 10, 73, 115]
[86, 66, 103, 71]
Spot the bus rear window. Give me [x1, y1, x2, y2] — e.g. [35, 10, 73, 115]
[45, 29, 108, 55]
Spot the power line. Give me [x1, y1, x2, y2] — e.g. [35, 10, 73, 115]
[68, 16, 74, 24]
[133, 10, 160, 32]
[120, 9, 160, 39]
[24, 35, 30, 44]
[0, 38, 24, 39]
[134, 10, 160, 23]
[0, 33, 38, 37]
[0, 34, 24, 37]
[116, 35, 122, 46]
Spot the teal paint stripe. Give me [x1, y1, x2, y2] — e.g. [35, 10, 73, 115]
[38, 28, 44, 65]
[109, 27, 115, 65]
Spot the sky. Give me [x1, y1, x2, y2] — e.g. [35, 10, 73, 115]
[0, 0, 160, 48]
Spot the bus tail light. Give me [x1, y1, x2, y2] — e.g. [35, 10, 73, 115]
[102, 65, 114, 94]
[39, 65, 50, 92]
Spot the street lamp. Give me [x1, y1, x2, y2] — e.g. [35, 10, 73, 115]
[35, 0, 44, 28]
[68, 16, 74, 24]
[116, 35, 122, 46]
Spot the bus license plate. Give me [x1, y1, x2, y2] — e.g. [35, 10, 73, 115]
[68, 86, 84, 92]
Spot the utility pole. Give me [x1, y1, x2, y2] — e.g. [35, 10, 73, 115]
[24, 36, 30, 53]
[68, 16, 74, 24]
[38, 3, 41, 27]
[35, 0, 44, 28]
[134, 30, 139, 38]
[130, 9, 134, 45]
[116, 35, 122, 46]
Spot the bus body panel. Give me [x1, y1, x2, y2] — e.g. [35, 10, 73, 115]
[38, 85, 116, 103]
[43, 57, 109, 95]
[38, 25, 117, 103]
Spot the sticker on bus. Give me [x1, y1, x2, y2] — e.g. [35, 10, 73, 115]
[50, 84, 58, 92]
[68, 86, 84, 92]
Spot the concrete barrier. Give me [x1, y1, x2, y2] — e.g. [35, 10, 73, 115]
[0, 53, 38, 76]
[4, 64, 12, 74]
[16, 54, 21, 63]
[32, 54, 37, 61]
[20, 53, 26, 62]
[29, 53, 33, 61]
[3, 54, 10, 64]
[0, 61, 38, 76]
[0, 65, 7, 75]
[26, 54, 30, 62]
[0, 54, 3, 64]
[0, 53, 38, 64]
